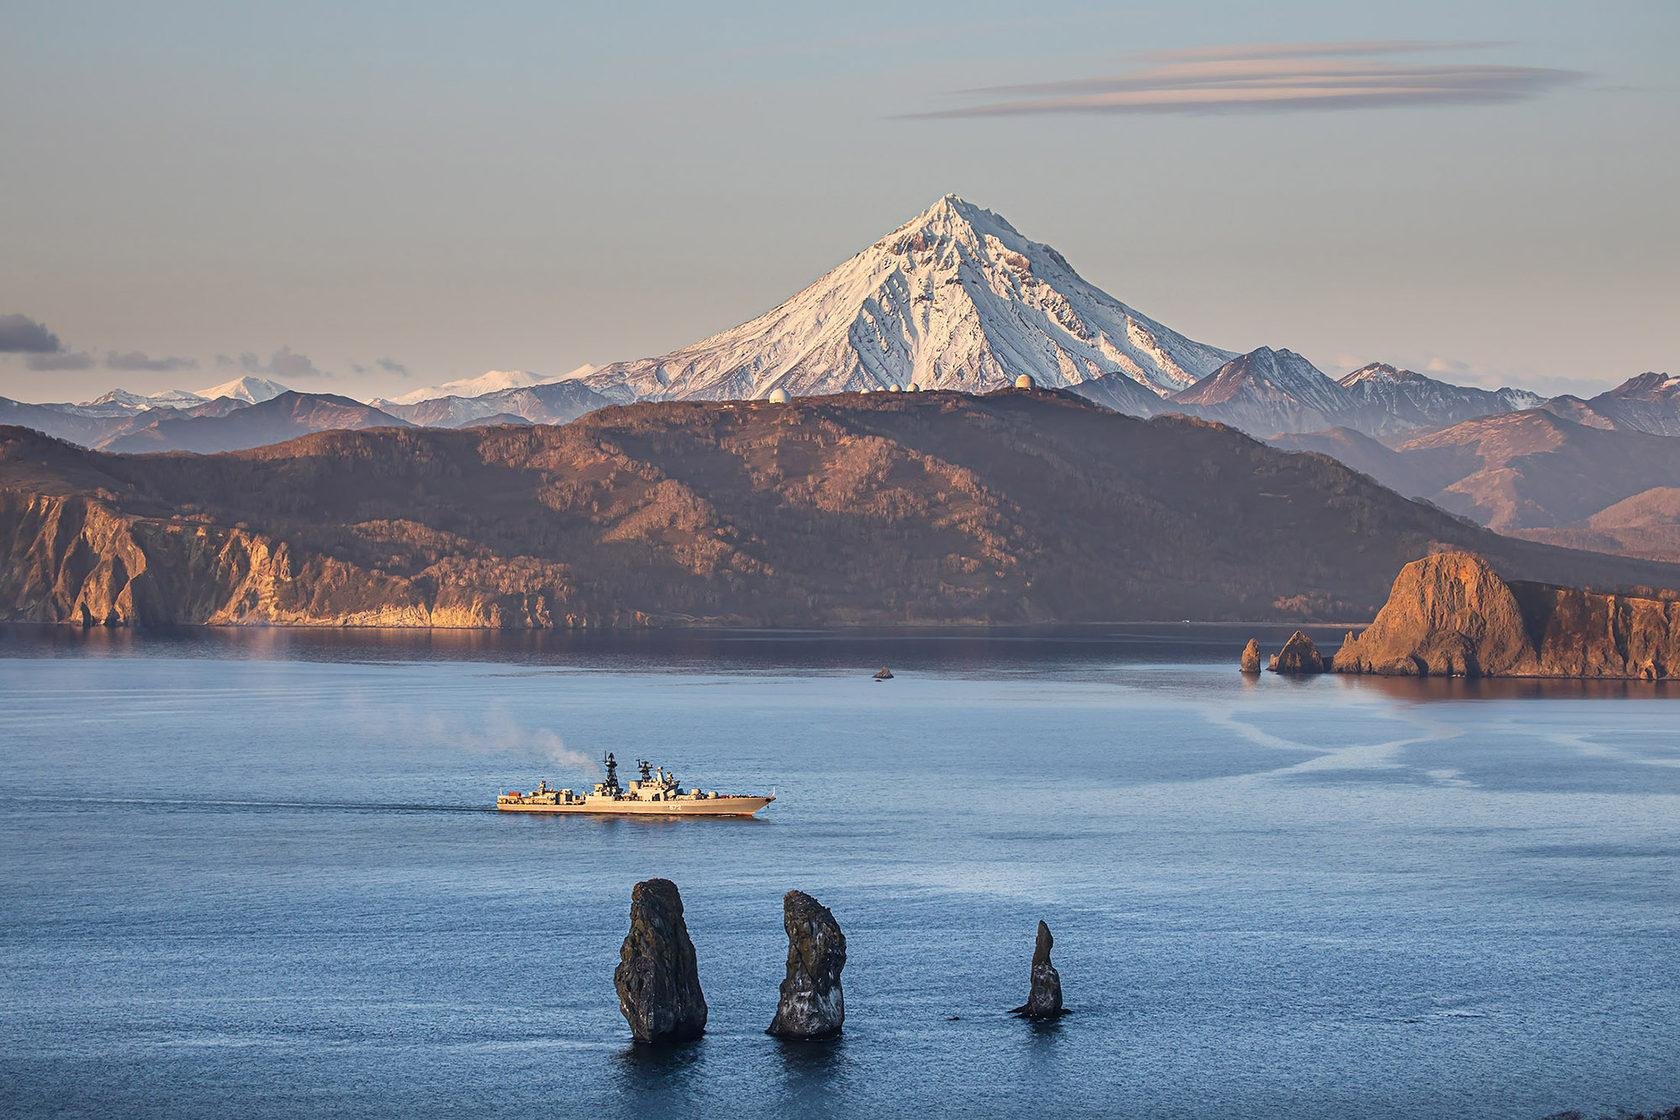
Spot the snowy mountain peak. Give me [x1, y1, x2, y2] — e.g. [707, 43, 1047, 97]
[1178, 347, 1344, 410]
[567, 195, 1236, 403]
[882, 193, 1020, 249]
[194, 376, 290, 404]
[1608, 371, 1680, 398]
[1338, 362, 1418, 387]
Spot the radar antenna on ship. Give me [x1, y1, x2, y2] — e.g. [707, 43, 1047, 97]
[637, 759, 653, 782]
[602, 752, 621, 796]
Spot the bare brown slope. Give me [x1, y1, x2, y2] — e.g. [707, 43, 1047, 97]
[1392, 411, 1680, 531]
[1268, 427, 1446, 499]
[1516, 487, 1680, 563]
[4, 390, 1679, 628]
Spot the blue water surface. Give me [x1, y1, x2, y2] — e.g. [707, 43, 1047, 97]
[1, 625, 1676, 1119]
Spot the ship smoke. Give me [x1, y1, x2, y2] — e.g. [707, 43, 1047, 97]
[376, 703, 596, 772]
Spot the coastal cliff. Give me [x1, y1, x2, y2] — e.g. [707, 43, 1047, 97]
[1334, 552, 1680, 679]
[0, 491, 635, 628]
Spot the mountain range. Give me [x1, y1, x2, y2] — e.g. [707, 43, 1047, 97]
[6, 389, 1678, 629]
[1275, 409, 1680, 562]
[1, 192, 1672, 582]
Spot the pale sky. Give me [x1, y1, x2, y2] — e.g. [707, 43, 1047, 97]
[1, 0, 1675, 404]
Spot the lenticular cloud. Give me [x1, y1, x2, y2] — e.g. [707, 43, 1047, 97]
[909, 41, 1581, 118]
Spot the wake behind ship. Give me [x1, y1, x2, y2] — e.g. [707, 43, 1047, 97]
[497, 753, 774, 817]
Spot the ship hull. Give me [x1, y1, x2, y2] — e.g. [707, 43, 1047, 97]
[497, 795, 773, 817]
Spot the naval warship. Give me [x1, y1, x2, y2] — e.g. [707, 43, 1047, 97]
[496, 753, 775, 817]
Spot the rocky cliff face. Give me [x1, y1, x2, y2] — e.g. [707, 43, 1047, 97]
[1240, 638, 1261, 674]
[1334, 552, 1680, 679]
[613, 879, 707, 1044]
[1267, 631, 1327, 674]
[1010, 920, 1065, 1021]
[766, 891, 846, 1040]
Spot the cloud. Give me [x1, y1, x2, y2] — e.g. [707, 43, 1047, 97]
[1142, 40, 1503, 64]
[354, 356, 412, 378]
[105, 349, 201, 373]
[233, 346, 331, 380]
[25, 350, 95, 371]
[0, 314, 64, 353]
[907, 41, 1582, 119]
[1423, 356, 1474, 377]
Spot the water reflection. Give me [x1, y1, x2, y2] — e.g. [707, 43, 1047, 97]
[0, 622, 1354, 673]
[1337, 673, 1680, 702]
[611, 1036, 708, 1110]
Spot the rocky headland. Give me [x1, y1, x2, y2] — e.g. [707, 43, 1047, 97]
[1333, 551, 1680, 679]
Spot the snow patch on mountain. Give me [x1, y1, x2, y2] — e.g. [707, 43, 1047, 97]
[86, 387, 210, 410]
[382, 366, 596, 407]
[1334, 362, 1544, 437]
[1172, 347, 1349, 434]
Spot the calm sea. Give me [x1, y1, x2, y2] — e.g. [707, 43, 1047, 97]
[2, 624, 1677, 1119]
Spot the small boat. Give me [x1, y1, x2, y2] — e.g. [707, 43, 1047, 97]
[497, 754, 774, 817]
[873, 666, 894, 681]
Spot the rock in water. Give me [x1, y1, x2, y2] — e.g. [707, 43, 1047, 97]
[1010, 920, 1066, 1020]
[1240, 638, 1261, 674]
[767, 890, 846, 1040]
[873, 666, 894, 680]
[614, 878, 707, 1044]
[1266, 630, 1326, 673]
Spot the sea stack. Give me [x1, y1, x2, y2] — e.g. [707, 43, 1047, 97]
[767, 890, 846, 1040]
[1267, 630, 1327, 674]
[1240, 638, 1261, 674]
[614, 878, 708, 1044]
[1010, 920, 1066, 1020]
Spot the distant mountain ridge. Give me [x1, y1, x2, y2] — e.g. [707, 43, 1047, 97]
[99, 392, 408, 454]
[376, 380, 611, 429]
[379, 366, 597, 407]
[0, 196, 1670, 455]
[1273, 408, 1680, 564]
[1540, 372, 1680, 436]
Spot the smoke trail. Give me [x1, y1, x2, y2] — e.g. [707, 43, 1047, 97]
[371, 701, 598, 772]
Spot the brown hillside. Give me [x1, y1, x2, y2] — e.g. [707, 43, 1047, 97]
[3, 390, 1679, 628]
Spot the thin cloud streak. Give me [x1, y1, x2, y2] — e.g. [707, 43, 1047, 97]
[912, 42, 1582, 119]
[1142, 39, 1503, 63]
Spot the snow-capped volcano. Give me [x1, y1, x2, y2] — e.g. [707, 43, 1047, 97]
[568, 194, 1235, 402]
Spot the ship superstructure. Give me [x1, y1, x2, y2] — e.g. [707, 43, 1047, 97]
[497, 753, 774, 817]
